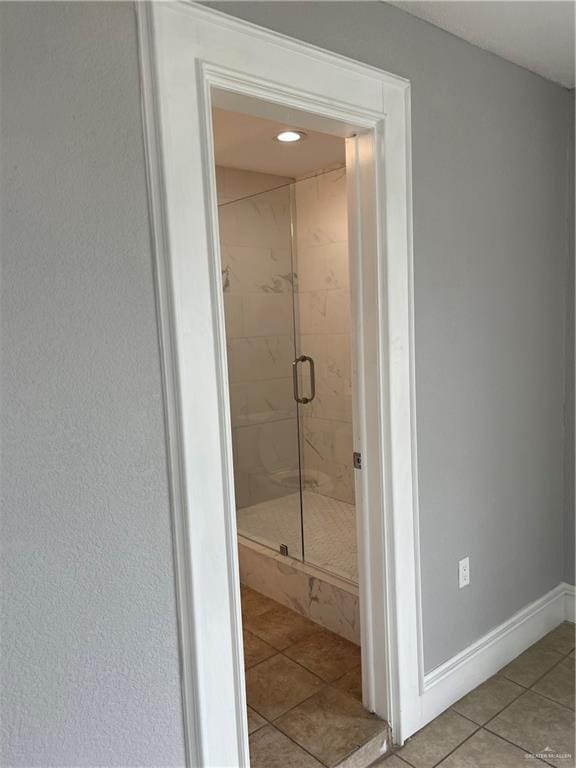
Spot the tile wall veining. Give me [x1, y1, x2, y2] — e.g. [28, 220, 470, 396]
[239, 537, 360, 644]
[293, 168, 354, 505]
[216, 166, 299, 512]
[216, 164, 354, 511]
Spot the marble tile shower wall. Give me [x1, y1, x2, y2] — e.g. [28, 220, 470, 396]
[216, 167, 299, 510]
[216, 165, 353, 510]
[293, 168, 354, 505]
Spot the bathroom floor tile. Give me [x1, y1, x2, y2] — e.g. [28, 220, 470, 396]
[531, 658, 575, 709]
[241, 585, 278, 618]
[274, 686, 385, 767]
[244, 603, 322, 651]
[396, 710, 477, 768]
[246, 654, 323, 721]
[284, 629, 361, 682]
[374, 756, 411, 767]
[436, 728, 547, 767]
[499, 644, 563, 687]
[452, 674, 523, 725]
[533, 622, 576, 657]
[243, 630, 276, 668]
[374, 629, 576, 768]
[485, 690, 575, 767]
[249, 725, 324, 768]
[333, 665, 363, 702]
[247, 706, 267, 735]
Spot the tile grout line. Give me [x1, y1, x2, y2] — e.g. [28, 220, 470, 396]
[267, 667, 389, 768]
[451, 681, 528, 729]
[478, 690, 573, 765]
[251, 711, 332, 768]
[497, 648, 575, 712]
[525, 686, 575, 713]
[246, 644, 366, 766]
[500, 680, 575, 716]
[459, 637, 576, 766]
[246, 619, 388, 766]
[393, 679, 528, 767]
[272, 721, 334, 768]
[476, 651, 575, 758]
[367, 631, 575, 766]
[496, 640, 573, 686]
[477, 727, 556, 767]
[245, 593, 573, 768]
[247, 645, 334, 768]
[431, 724, 484, 768]
[399, 660, 569, 768]
[394, 723, 484, 768]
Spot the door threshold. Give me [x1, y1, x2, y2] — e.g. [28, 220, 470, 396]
[333, 721, 392, 768]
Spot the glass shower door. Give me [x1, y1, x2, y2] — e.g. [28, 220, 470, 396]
[218, 181, 304, 561]
[217, 167, 357, 582]
[291, 168, 358, 583]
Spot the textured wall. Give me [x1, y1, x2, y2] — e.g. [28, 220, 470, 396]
[565, 90, 575, 586]
[2, 3, 572, 760]
[0, 3, 185, 765]
[210, 1, 572, 671]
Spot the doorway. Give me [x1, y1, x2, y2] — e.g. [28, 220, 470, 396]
[137, 4, 419, 764]
[213, 109, 389, 765]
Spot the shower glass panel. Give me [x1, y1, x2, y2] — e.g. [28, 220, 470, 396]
[291, 168, 358, 583]
[218, 183, 304, 561]
[218, 167, 356, 582]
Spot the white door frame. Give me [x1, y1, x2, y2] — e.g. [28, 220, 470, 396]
[136, 2, 421, 764]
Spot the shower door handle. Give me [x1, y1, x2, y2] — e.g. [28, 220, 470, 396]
[292, 355, 316, 404]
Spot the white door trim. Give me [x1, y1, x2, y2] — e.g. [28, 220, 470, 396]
[136, 2, 420, 763]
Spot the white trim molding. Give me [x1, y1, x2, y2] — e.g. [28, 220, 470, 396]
[417, 583, 574, 727]
[135, 4, 575, 763]
[563, 582, 576, 622]
[136, 1, 419, 763]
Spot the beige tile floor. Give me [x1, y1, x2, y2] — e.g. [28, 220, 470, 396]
[377, 621, 575, 768]
[242, 585, 574, 768]
[241, 585, 388, 767]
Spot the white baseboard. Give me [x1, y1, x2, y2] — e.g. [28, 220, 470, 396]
[417, 582, 573, 729]
[564, 582, 576, 622]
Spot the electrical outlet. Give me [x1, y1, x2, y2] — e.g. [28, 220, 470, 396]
[458, 557, 470, 588]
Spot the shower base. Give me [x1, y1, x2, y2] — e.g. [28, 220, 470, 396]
[237, 491, 360, 644]
[237, 490, 358, 582]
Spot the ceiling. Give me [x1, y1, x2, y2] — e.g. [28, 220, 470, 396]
[386, 1, 575, 88]
[211, 108, 345, 178]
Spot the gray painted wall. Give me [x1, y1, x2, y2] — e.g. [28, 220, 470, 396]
[1, 1, 573, 763]
[0, 3, 186, 765]
[566, 90, 575, 586]
[209, 2, 573, 670]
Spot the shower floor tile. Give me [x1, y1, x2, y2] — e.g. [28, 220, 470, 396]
[237, 491, 357, 582]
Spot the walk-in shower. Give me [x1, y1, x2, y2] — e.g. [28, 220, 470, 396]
[217, 165, 358, 585]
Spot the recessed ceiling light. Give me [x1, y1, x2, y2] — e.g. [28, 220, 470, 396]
[276, 130, 306, 143]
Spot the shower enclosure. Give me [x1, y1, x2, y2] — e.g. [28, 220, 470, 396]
[218, 166, 357, 583]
